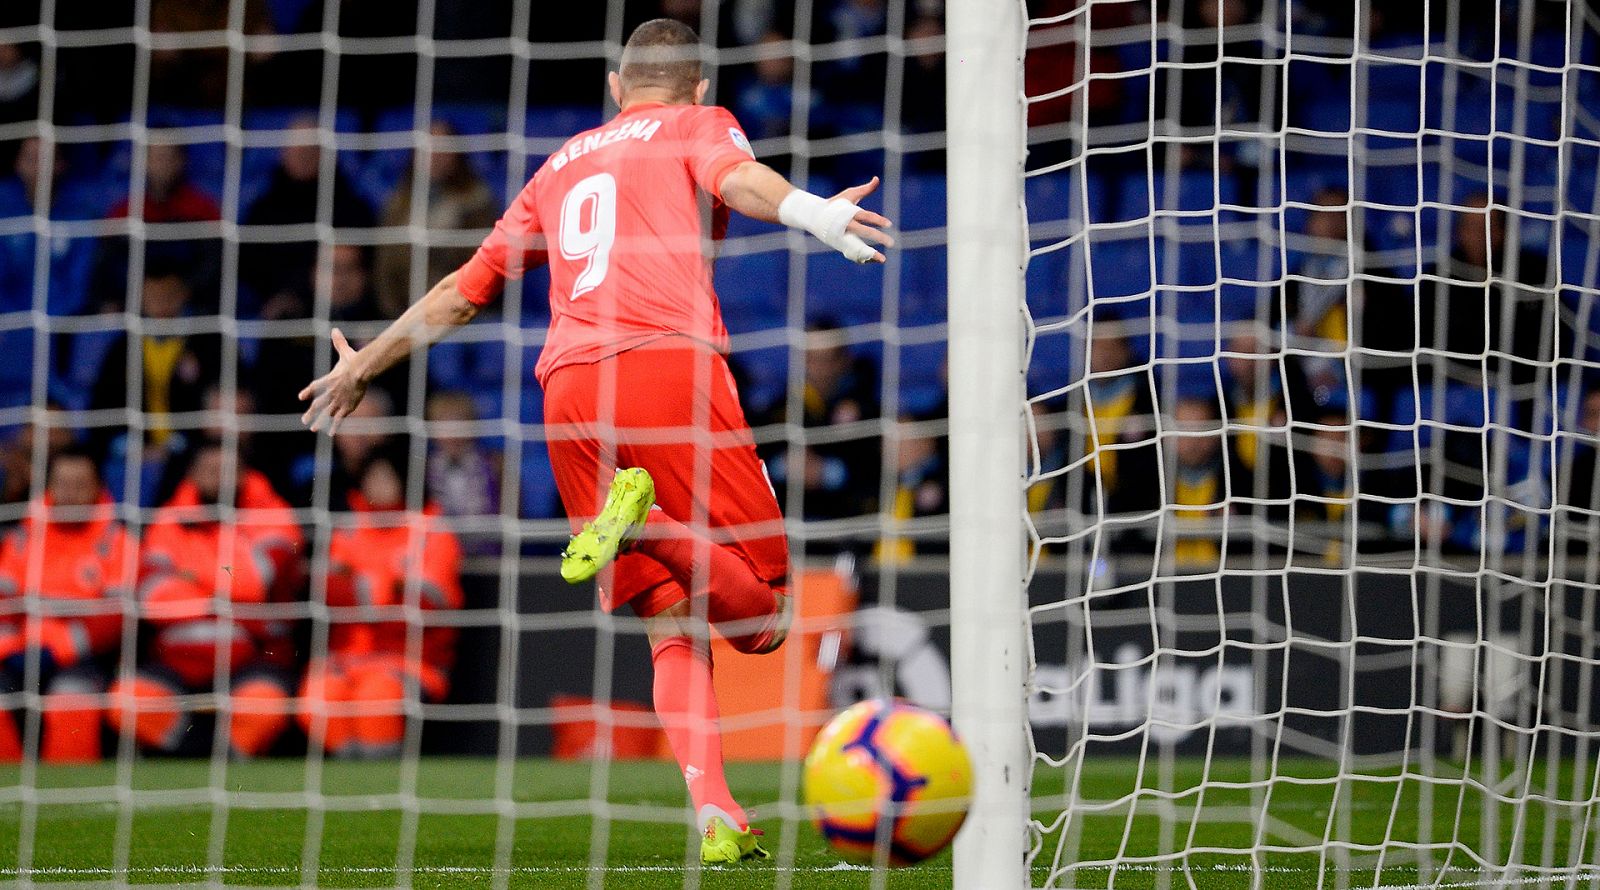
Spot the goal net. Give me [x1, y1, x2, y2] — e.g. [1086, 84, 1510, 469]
[0, 0, 963, 886]
[977, 0, 1600, 886]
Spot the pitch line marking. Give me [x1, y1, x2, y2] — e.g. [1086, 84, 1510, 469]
[7, 863, 1599, 885]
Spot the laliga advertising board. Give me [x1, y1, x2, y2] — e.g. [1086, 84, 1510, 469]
[437, 563, 1594, 761]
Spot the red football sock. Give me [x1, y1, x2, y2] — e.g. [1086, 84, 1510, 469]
[635, 512, 779, 650]
[651, 636, 746, 831]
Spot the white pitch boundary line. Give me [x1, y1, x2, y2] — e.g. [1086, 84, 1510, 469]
[8, 863, 1600, 885]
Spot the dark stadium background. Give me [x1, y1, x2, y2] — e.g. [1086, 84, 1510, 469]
[0, 0, 1597, 758]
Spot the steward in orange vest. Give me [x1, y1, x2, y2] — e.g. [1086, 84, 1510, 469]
[299, 454, 463, 757]
[0, 447, 132, 762]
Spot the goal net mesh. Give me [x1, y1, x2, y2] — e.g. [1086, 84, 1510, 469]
[1025, 0, 1600, 886]
[0, 0, 956, 885]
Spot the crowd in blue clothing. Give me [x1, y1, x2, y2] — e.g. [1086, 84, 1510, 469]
[0, 0, 1598, 561]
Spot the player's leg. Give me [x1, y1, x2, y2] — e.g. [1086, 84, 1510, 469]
[546, 349, 776, 862]
[626, 345, 792, 653]
[639, 592, 770, 863]
[561, 343, 792, 648]
[561, 467, 789, 652]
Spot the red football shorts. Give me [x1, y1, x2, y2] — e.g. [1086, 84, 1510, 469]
[542, 338, 789, 617]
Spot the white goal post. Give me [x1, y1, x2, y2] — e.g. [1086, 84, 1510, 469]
[951, 0, 1600, 887]
[946, 0, 1031, 887]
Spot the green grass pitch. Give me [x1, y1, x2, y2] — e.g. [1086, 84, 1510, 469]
[0, 757, 1592, 888]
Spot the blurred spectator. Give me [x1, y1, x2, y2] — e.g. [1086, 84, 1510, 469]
[1117, 396, 1241, 567]
[152, 384, 269, 512]
[148, 0, 275, 107]
[108, 440, 303, 757]
[0, 406, 74, 507]
[0, 136, 104, 316]
[0, 43, 39, 125]
[1560, 388, 1600, 512]
[89, 264, 224, 493]
[239, 118, 374, 315]
[1421, 194, 1549, 395]
[96, 142, 223, 311]
[1276, 408, 1393, 561]
[300, 453, 463, 758]
[254, 243, 387, 421]
[1222, 332, 1285, 477]
[1553, 387, 1600, 556]
[729, 0, 783, 45]
[425, 391, 500, 555]
[1083, 331, 1155, 512]
[1289, 410, 1355, 517]
[1285, 187, 1351, 414]
[1026, 398, 1072, 515]
[875, 411, 948, 563]
[1386, 388, 1546, 556]
[255, 243, 399, 506]
[733, 32, 817, 143]
[0, 446, 130, 762]
[1169, 0, 1275, 138]
[308, 242, 383, 322]
[761, 319, 880, 524]
[1165, 396, 1236, 568]
[374, 122, 498, 319]
[1024, 1, 1127, 132]
[294, 388, 402, 510]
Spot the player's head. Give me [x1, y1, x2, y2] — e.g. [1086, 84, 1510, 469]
[610, 18, 708, 108]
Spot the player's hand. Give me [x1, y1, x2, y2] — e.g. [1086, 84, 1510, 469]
[829, 176, 895, 263]
[297, 328, 368, 436]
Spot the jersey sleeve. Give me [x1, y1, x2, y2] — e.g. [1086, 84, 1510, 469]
[458, 173, 549, 306]
[685, 106, 757, 201]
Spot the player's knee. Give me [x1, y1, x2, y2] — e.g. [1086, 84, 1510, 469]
[642, 599, 700, 651]
[731, 590, 791, 656]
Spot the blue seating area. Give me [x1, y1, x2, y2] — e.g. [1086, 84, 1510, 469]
[0, 8, 1596, 526]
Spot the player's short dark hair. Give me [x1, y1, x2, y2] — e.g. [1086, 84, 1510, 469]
[619, 18, 703, 100]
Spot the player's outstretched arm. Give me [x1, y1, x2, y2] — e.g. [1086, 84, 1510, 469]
[718, 162, 894, 264]
[298, 270, 479, 434]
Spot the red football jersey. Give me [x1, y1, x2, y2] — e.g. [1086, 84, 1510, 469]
[457, 102, 757, 385]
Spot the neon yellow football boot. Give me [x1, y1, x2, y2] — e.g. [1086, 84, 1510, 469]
[700, 816, 771, 865]
[560, 467, 656, 584]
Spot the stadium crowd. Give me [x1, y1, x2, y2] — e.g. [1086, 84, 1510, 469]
[0, 0, 1596, 759]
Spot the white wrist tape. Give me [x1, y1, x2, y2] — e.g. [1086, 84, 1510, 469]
[777, 190, 878, 264]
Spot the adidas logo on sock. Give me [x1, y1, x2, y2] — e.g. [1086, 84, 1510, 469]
[683, 764, 703, 785]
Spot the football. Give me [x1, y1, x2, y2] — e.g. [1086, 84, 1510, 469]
[802, 699, 974, 866]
